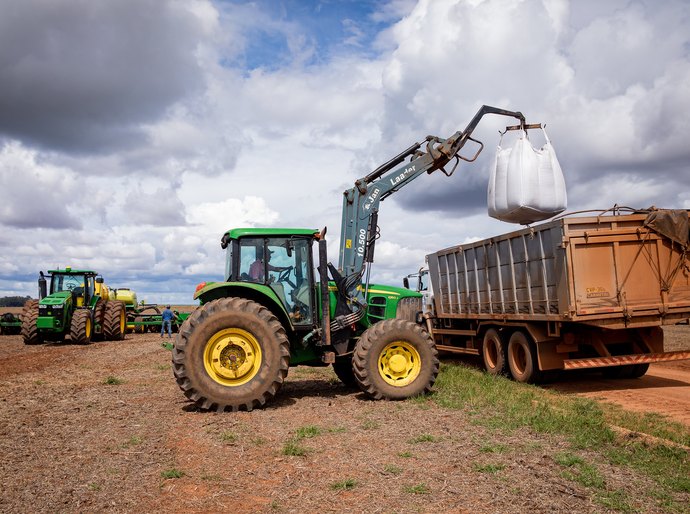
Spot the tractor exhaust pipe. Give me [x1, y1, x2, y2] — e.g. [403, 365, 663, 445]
[38, 272, 47, 299]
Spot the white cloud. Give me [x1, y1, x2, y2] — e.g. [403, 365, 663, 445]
[1, 0, 689, 303]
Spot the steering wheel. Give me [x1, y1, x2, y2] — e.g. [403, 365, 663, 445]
[277, 266, 296, 288]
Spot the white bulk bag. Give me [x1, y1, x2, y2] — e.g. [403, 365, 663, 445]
[487, 127, 567, 224]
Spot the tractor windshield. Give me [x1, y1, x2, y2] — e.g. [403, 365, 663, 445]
[237, 237, 314, 325]
[51, 274, 83, 294]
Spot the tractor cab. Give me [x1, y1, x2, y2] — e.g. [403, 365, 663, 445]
[220, 229, 318, 326]
[47, 268, 98, 308]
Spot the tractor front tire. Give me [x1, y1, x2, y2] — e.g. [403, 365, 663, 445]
[70, 309, 92, 345]
[353, 319, 438, 400]
[21, 299, 42, 345]
[172, 297, 290, 412]
[103, 301, 126, 341]
[332, 357, 358, 388]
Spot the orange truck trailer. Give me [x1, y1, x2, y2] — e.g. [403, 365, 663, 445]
[424, 208, 690, 382]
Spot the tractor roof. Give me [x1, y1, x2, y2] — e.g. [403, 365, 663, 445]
[224, 228, 319, 240]
[48, 267, 98, 276]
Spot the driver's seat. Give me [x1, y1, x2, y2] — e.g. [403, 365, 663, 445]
[72, 287, 84, 306]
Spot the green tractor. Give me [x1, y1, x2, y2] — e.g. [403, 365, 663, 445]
[174, 228, 432, 412]
[21, 268, 126, 345]
[172, 105, 530, 411]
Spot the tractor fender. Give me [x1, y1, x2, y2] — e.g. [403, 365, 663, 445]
[194, 282, 293, 333]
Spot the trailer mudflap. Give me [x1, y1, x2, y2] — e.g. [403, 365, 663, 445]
[563, 350, 690, 370]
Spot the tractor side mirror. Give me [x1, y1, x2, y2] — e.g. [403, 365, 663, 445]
[403, 277, 410, 289]
[96, 277, 104, 283]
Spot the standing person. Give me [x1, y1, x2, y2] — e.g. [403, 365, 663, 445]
[161, 305, 174, 338]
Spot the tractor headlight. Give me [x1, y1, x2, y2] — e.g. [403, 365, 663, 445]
[39, 305, 48, 314]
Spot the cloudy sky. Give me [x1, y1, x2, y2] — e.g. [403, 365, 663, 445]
[1, 0, 689, 304]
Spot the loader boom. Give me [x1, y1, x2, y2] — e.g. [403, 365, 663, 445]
[337, 105, 526, 301]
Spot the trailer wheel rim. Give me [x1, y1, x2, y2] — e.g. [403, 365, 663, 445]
[203, 328, 262, 386]
[485, 339, 499, 369]
[378, 341, 421, 387]
[510, 342, 527, 376]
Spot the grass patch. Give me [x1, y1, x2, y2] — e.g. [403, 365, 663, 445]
[361, 419, 380, 430]
[473, 463, 505, 474]
[433, 362, 690, 507]
[330, 479, 357, 491]
[397, 451, 413, 458]
[403, 483, 430, 494]
[103, 376, 123, 385]
[120, 435, 143, 448]
[407, 433, 437, 444]
[383, 464, 403, 475]
[595, 490, 636, 513]
[220, 431, 237, 444]
[295, 425, 321, 439]
[282, 440, 308, 457]
[160, 468, 184, 479]
[479, 443, 509, 454]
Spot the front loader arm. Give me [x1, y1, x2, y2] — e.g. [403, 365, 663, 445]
[337, 105, 526, 297]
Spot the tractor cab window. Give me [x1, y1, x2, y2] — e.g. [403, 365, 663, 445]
[84, 277, 95, 301]
[238, 237, 313, 325]
[52, 274, 81, 294]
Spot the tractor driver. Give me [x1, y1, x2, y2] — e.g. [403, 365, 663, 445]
[249, 247, 288, 282]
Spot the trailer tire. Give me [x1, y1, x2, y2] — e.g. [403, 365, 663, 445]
[481, 328, 508, 376]
[353, 319, 438, 400]
[172, 297, 290, 412]
[103, 301, 126, 341]
[70, 309, 92, 345]
[507, 330, 541, 383]
[332, 357, 358, 388]
[21, 300, 42, 345]
[629, 363, 649, 378]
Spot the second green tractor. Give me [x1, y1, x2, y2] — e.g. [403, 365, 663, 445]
[22, 267, 126, 345]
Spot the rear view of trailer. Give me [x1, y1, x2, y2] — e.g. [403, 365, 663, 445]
[426, 209, 690, 381]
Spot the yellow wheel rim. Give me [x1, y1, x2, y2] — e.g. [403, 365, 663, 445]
[203, 328, 262, 386]
[85, 317, 92, 338]
[378, 341, 421, 387]
[119, 310, 126, 333]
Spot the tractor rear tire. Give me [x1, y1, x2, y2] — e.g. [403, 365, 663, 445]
[172, 297, 290, 412]
[507, 330, 541, 383]
[21, 300, 42, 345]
[481, 328, 508, 376]
[332, 357, 358, 388]
[352, 319, 438, 400]
[103, 301, 126, 341]
[70, 309, 92, 345]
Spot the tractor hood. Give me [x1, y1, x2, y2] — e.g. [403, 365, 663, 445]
[40, 291, 72, 306]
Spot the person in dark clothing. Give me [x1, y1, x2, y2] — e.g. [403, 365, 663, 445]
[161, 305, 174, 338]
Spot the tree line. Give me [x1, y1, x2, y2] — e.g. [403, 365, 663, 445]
[0, 296, 33, 307]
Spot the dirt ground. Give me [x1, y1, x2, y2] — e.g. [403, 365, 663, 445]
[0, 323, 689, 513]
